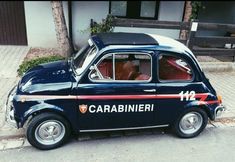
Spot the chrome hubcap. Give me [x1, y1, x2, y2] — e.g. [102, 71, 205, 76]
[179, 112, 203, 135]
[35, 120, 65, 145]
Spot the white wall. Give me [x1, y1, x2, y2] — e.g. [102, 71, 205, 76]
[72, 1, 185, 48]
[72, 1, 109, 49]
[24, 1, 69, 47]
[24, 1, 185, 48]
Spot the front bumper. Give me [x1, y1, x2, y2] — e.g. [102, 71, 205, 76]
[214, 104, 226, 119]
[5, 86, 18, 128]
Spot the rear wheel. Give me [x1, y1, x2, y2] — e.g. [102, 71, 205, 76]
[173, 108, 208, 138]
[26, 113, 71, 150]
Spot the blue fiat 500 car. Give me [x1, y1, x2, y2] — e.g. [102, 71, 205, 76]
[6, 33, 224, 150]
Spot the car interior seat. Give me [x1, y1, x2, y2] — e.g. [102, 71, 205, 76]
[121, 61, 138, 80]
[121, 61, 150, 80]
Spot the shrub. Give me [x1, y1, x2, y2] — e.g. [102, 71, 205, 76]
[90, 14, 115, 35]
[17, 55, 65, 76]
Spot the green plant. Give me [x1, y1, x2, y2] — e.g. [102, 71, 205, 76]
[17, 55, 65, 76]
[90, 14, 115, 35]
[190, 1, 205, 20]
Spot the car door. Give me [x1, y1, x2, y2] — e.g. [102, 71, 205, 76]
[154, 51, 207, 125]
[75, 51, 158, 131]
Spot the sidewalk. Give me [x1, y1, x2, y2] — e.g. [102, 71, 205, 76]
[206, 72, 235, 118]
[0, 46, 29, 139]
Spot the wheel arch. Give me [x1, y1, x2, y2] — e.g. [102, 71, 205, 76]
[22, 103, 72, 130]
[184, 101, 213, 120]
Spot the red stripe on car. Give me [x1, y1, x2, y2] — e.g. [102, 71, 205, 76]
[19, 93, 211, 101]
[19, 93, 219, 106]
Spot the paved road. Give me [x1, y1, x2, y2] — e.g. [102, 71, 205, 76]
[0, 126, 235, 162]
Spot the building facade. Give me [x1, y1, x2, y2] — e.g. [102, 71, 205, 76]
[0, 1, 187, 48]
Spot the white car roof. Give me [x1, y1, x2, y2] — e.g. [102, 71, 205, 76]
[147, 34, 193, 55]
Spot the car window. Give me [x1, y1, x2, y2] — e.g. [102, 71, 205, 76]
[90, 55, 114, 80]
[158, 54, 193, 81]
[90, 53, 151, 82]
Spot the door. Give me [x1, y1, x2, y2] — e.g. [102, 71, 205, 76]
[76, 51, 158, 131]
[154, 52, 207, 124]
[0, 1, 27, 45]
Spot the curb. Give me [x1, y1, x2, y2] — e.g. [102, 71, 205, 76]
[199, 62, 235, 72]
[0, 128, 24, 140]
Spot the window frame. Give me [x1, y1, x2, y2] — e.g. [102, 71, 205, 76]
[88, 52, 153, 83]
[157, 52, 195, 83]
[72, 39, 98, 76]
[109, 1, 160, 20]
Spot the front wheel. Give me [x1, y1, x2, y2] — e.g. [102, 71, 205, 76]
[26, 113, 71, 150]
[173, 108, 208, 138]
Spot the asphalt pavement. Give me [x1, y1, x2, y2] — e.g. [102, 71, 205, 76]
[0, 126, 235, 162]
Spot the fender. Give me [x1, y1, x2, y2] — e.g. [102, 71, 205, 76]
[22, 102, 64, 126]
[184, 100, 214, 120]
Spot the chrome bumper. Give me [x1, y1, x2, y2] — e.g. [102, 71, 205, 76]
[5, 86, 17, 128]
[214, 105, 226, 119]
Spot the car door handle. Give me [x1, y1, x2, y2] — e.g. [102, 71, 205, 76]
[144, 89, 156, 92]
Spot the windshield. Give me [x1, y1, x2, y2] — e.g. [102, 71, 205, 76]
[73, 41, 97, 75]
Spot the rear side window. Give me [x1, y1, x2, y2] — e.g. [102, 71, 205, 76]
[158, 54, 193, 81]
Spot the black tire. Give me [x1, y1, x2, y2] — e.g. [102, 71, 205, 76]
[173, 108, 208, 138]
[26, 112, 71, 150]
